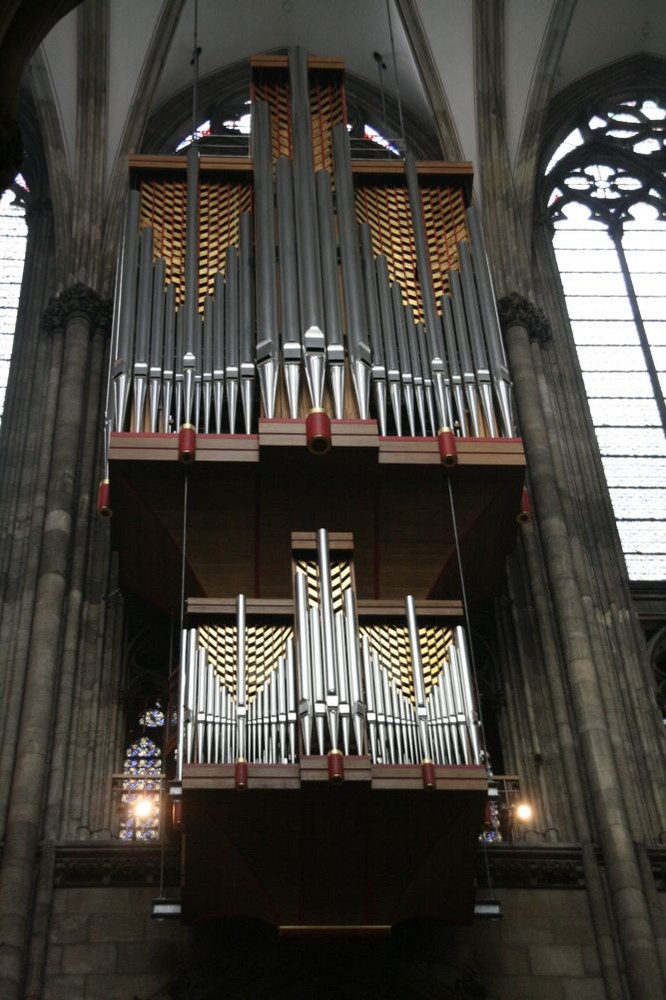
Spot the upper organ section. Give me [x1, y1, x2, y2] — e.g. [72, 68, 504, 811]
[107, 49, 514, 445]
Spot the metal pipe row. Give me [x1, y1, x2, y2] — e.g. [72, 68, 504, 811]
[178, 536, 482, 770]
[108, 62, 513, 438]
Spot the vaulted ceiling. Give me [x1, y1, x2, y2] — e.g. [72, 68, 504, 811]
[25, 0, 664, 186]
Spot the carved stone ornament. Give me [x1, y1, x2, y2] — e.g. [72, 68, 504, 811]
[497, 292, 552, 343]
[40, 296, 66, 335]
[93, 297, 113, 339]
[57, 282, 102, 324]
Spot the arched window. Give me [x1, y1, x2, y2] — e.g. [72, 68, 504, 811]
[544, 95, 666, 580]
[118, 705, 165, 841]
[0, 175, 28, 420]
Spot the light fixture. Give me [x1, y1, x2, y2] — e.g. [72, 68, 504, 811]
[151, 897, 182, 920]
[514, 801, 533, 823]
[474, 899, 502, 919]
[133, 796, 153, 820]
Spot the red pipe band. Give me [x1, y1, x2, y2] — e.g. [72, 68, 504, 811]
[97, 479, 112, 519]
[178, 423, 197, 464]
[517, 486, 531, 524]
[327, 750, 344, 783]
[171, 799, 183, 828]
[421, 759, 436, 790]
[437, 427, 457, 468]
[235, 759, 248, 790]
[306, 409, 332, 455]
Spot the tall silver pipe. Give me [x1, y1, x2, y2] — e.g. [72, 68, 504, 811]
[416, 320, 437, 435]
[176, 630, 188, 779]
[403, 154, 441, 363]
[277, 658, 288, 762]
[114, 190, 141, 431]
[404, 595, 431, 761]
[371, 651, 387, 762]
[381, 667, 396, 764]
[149, 260, 166, 433]
[361, 636, 378, 762]
[236, 595, 247, 760]
[202, 295, 213, 433]
[225, 246, 239, 433]
[391, 284, 415, 436]
[185, 628, 199, 766]
[440, 293, 469, 436]
[253, 99, 278, 423]
[310, 606, 326, 754]
[442, 666, 461, 764]
[466, 206, 513, 435]
[449, 269, 482, 437]
[183, 143, 200, 427]
[239, 212, 255, 432]
[213, 273, 225, 432]
[335, 611, 351, 755]
[375, 255, 402, 435]
[132, 226, 153, 432]
[332, 123, 371, 418]
[267, 670, 280, 764]
[457, 240, 498, 436]
[289, 47, 324, 333]
[277, 157, 302, 419]
[286, 637, 298, 763]
[213, 674, 222, 764]
[316, 169, 345, 419]
[359, 224, 387, 434]
[161, 284, 175, 433]
[454, 626, 481, 764]
[448, 643, 470, 764]
[174, 307, 184, 428]
[343, 588, 365, 754]
[295, 570, 313, 755]
[317, 529, 339, 749]
[406, 307, 428, 437]
[204, 647, 216, 763]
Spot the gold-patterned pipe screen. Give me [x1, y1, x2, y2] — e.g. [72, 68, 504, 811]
[359, 624, 452, 703]
[198, 624, 293, 702]
[139, 177, 253, 310]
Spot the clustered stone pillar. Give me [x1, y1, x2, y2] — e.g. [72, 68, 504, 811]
[498, 292, 666, 1000]
[0, 284, 111, 1000]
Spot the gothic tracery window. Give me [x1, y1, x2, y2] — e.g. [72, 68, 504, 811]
[544, 95, 666, 580]
[0, 175, 28, 420]
[118, 706, 165, 841]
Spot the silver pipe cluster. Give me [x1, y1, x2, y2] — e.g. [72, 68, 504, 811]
[108, 48, 513, 440]
[178, 533, 482, 771]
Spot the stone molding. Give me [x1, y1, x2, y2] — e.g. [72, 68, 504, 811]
[42, 842, 666, 891]
[498, 292, 552, 343]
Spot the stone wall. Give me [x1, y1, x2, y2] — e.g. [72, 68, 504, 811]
[44, 885, 609, 1000]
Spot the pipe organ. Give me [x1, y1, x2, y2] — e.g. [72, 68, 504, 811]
[105, 51, 514, 460]
[106, 49, 527, 931]
[178, 530, 481, 775]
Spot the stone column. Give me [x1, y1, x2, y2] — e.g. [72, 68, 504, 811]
[499, 291, 665, 1000]
[0, 283, 104, 1000]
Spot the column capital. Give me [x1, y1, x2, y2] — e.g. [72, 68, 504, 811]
[41, 297, 65, 336]
[498, 292, 551, 343]
[58, 283, 102, 323]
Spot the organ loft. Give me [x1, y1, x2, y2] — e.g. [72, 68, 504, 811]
[0, 5, 664, 1000]
[106, 49, 526, 929]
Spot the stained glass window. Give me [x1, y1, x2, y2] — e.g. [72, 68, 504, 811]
[545, 97, 666, 581]
[118, 705, 165, 841]
[0, 176, 28, 420]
